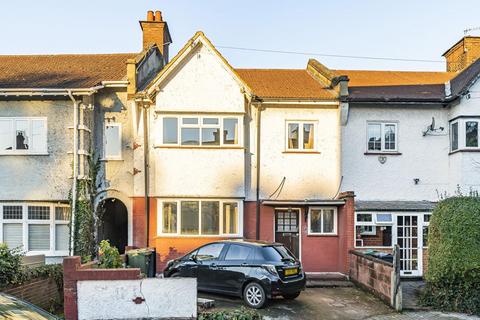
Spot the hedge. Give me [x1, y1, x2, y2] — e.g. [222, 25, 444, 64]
[199, 308, 262, 320]
[421, 196, 480, 315]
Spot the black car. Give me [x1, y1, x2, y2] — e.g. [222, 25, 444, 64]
[163, 239, 306, 308]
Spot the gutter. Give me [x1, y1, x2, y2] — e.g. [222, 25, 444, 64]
[68, 90, 79, 256]
[254, 98, 262, 240]
[141, 100, 151, 247]
[0, 85, 105, 97]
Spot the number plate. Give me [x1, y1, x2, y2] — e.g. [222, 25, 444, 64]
[284, 268, 298, 276]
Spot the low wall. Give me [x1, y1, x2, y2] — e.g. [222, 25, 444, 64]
[349, 248, 402, 310]
[1, 277, 61, 312]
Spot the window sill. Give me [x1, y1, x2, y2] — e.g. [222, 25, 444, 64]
[364, 152, 402, 156]
[283, 150, 321, 154]
[0, 152, 49, 156]
[154, 145, 244, 150]
[100, 158, 124, 162]
[449, 148, 480, 155]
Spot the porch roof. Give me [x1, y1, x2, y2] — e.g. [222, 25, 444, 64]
[355, 200, 436, 212]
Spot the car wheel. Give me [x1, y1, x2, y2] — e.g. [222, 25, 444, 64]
[243, 282, 267, 309]
[282, 292, 301, 300]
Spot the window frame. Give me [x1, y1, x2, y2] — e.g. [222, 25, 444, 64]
[104, 122, 123, 160]
[422, 213, 431, 249]
[451, 120, 459, 151]
[307, 207, 338, 236]
[366, 121, 398, 153]
[355, 213, 376, 236]
[159, 115, 242, 148]
[0, 117, 48, 155]
[157, 199, 243, 237]
[285, 120, 318, 152]
[0, 203, 70, 256]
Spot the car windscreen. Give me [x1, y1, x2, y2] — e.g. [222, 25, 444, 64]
[260, 245, 296, 262]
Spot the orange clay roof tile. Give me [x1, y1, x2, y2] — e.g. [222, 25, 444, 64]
[333, 70, 457, 87]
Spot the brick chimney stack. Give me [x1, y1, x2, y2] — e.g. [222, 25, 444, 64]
[140, 10, 172, 62]
[443, 36, 480, 72]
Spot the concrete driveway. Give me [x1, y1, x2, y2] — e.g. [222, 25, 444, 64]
[199, 287, 480, 320]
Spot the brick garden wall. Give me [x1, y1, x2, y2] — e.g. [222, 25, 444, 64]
[1, 277, 61, 312]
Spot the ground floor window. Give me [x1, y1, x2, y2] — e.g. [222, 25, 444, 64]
[355, 212, 393, 247]
[308, 207, 337, 235]
[0, 203, 70, 255]
[158, 199, 241, 236]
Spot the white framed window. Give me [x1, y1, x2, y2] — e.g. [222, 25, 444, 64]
[104, 123, 122, 160]
[451, 121, 459, 151]
[355, 212, 393, 248]
[450, 118, 480, 152]
[160, 115, 241, 147]
[0, 117, 47, 155]
[308, 207, 337, 235]
[0, 203, 70, 256]
[366, 122, 398, 152]
[286, 121, 316, 151]
[422, 213, 431, 248]
[158, 199, 242, 237]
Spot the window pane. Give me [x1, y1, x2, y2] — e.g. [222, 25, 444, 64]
[55, 224, 69, 251]
[223, 203, 238, 234]
[357, 213, 373, 222]
[201, 128, 220, 145]
[55, 207, 70, 221]
[225, 245, 253, 260]
[356, 225, 392, 247]
[466, 121, 478, 147]
[28, 206, 50, 220]
[323, 209, 334, 233]
[0, 120, 13, 151]
[196, 243, 224, 261]
[163, 118, 178, 144]
[182, 118, 198, 125]
[203, 118, 219, 125]
[223, 119, 238, 145]
[368, 123, 381, 151]
[288, 123, 299, 149]
[181, 128, 200, 145]
[376, 213, 392, 223]
[201, 201, 219, 235]
[451, 122, 458, 150]
[181, 201, 199, 235]
[28, 224, 50, 251]
[162, 202, 177, 233]
[303, 123, 314, 149]
[3, 206, 22, 219]
[310, 210, 322, 233]
[31, 119, 47, 152]
[423, 226, 429, 247]
[105, 124, 121, 158]
[3, 224, 23, 249]
[15, 120, 30, 150]
[384, 124, 396, 150]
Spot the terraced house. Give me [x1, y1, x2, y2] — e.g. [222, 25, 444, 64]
[1, 10, 480, 278]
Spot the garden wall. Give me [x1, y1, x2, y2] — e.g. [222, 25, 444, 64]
[349, 248, 402, 310]
[1, 277, 61, 312]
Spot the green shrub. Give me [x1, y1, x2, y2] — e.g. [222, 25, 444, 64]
[0, 243, 23, 286]
[98, 240, 123, 269]
[199, 308, 262, 320]
[421, 196, 480, 315]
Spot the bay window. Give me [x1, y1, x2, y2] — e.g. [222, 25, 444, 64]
[0, 117, 47, 154]
[161, 115, 241, 147]
[159, 199, 241, 236]
[450, 118, 480, 152]
[286, 121, 316, 151]
[366, 122, 397, 152]
[308, 207, 337, 235]
[0, 203, 70, 255]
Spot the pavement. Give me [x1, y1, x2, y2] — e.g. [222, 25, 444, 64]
[198, 287, 480, 320]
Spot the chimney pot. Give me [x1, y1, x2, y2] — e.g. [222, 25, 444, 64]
[147, 11, 154, 21]
[155, 11, 163, 22]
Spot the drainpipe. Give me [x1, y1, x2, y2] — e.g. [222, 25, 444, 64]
[142, 101, 150, 247]
[68, 90, 78, 256]
[255, 101, 262, 240]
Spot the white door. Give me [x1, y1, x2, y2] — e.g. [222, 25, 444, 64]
[396, 214, 422, 277]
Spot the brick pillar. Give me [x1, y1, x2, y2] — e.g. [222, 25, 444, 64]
[132, 197, 147, 247]
[63, 257, 81, 320]
[337, 191, 355, 274]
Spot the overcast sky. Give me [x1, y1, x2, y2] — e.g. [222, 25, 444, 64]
[1, 0, 479, 71]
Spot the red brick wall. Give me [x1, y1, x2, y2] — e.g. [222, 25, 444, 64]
[63, 256, 141, 320]
[349, 251, 393, 305]
[2, 277, 61, 312]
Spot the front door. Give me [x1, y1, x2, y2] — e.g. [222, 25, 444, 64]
[274, 209, 300, 259]
[396, 215, 422, 277]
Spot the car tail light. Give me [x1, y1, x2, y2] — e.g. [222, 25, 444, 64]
[262, 264, 278, 276]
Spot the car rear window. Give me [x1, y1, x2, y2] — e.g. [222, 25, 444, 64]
[260, 245, 295, 261]
[225, 244, 253, 260]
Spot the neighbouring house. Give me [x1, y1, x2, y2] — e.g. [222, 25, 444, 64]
[0, 10, 169, 262]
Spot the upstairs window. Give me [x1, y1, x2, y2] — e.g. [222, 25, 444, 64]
[451, 122, 459, 151]
[450, 118, 480, 152]
[367, 122, 397, 152]
[286, 121, 316, 151]
[161, 116, 240, 147]
[466, 121, 478, 147]
[104, 123, 122, 160]
[0, 117, 47, 154]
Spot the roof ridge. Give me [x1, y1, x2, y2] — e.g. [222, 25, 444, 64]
[0, 52, 138, 58]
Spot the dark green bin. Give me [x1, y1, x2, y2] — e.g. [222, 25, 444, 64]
[126, 248, 156, 277]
